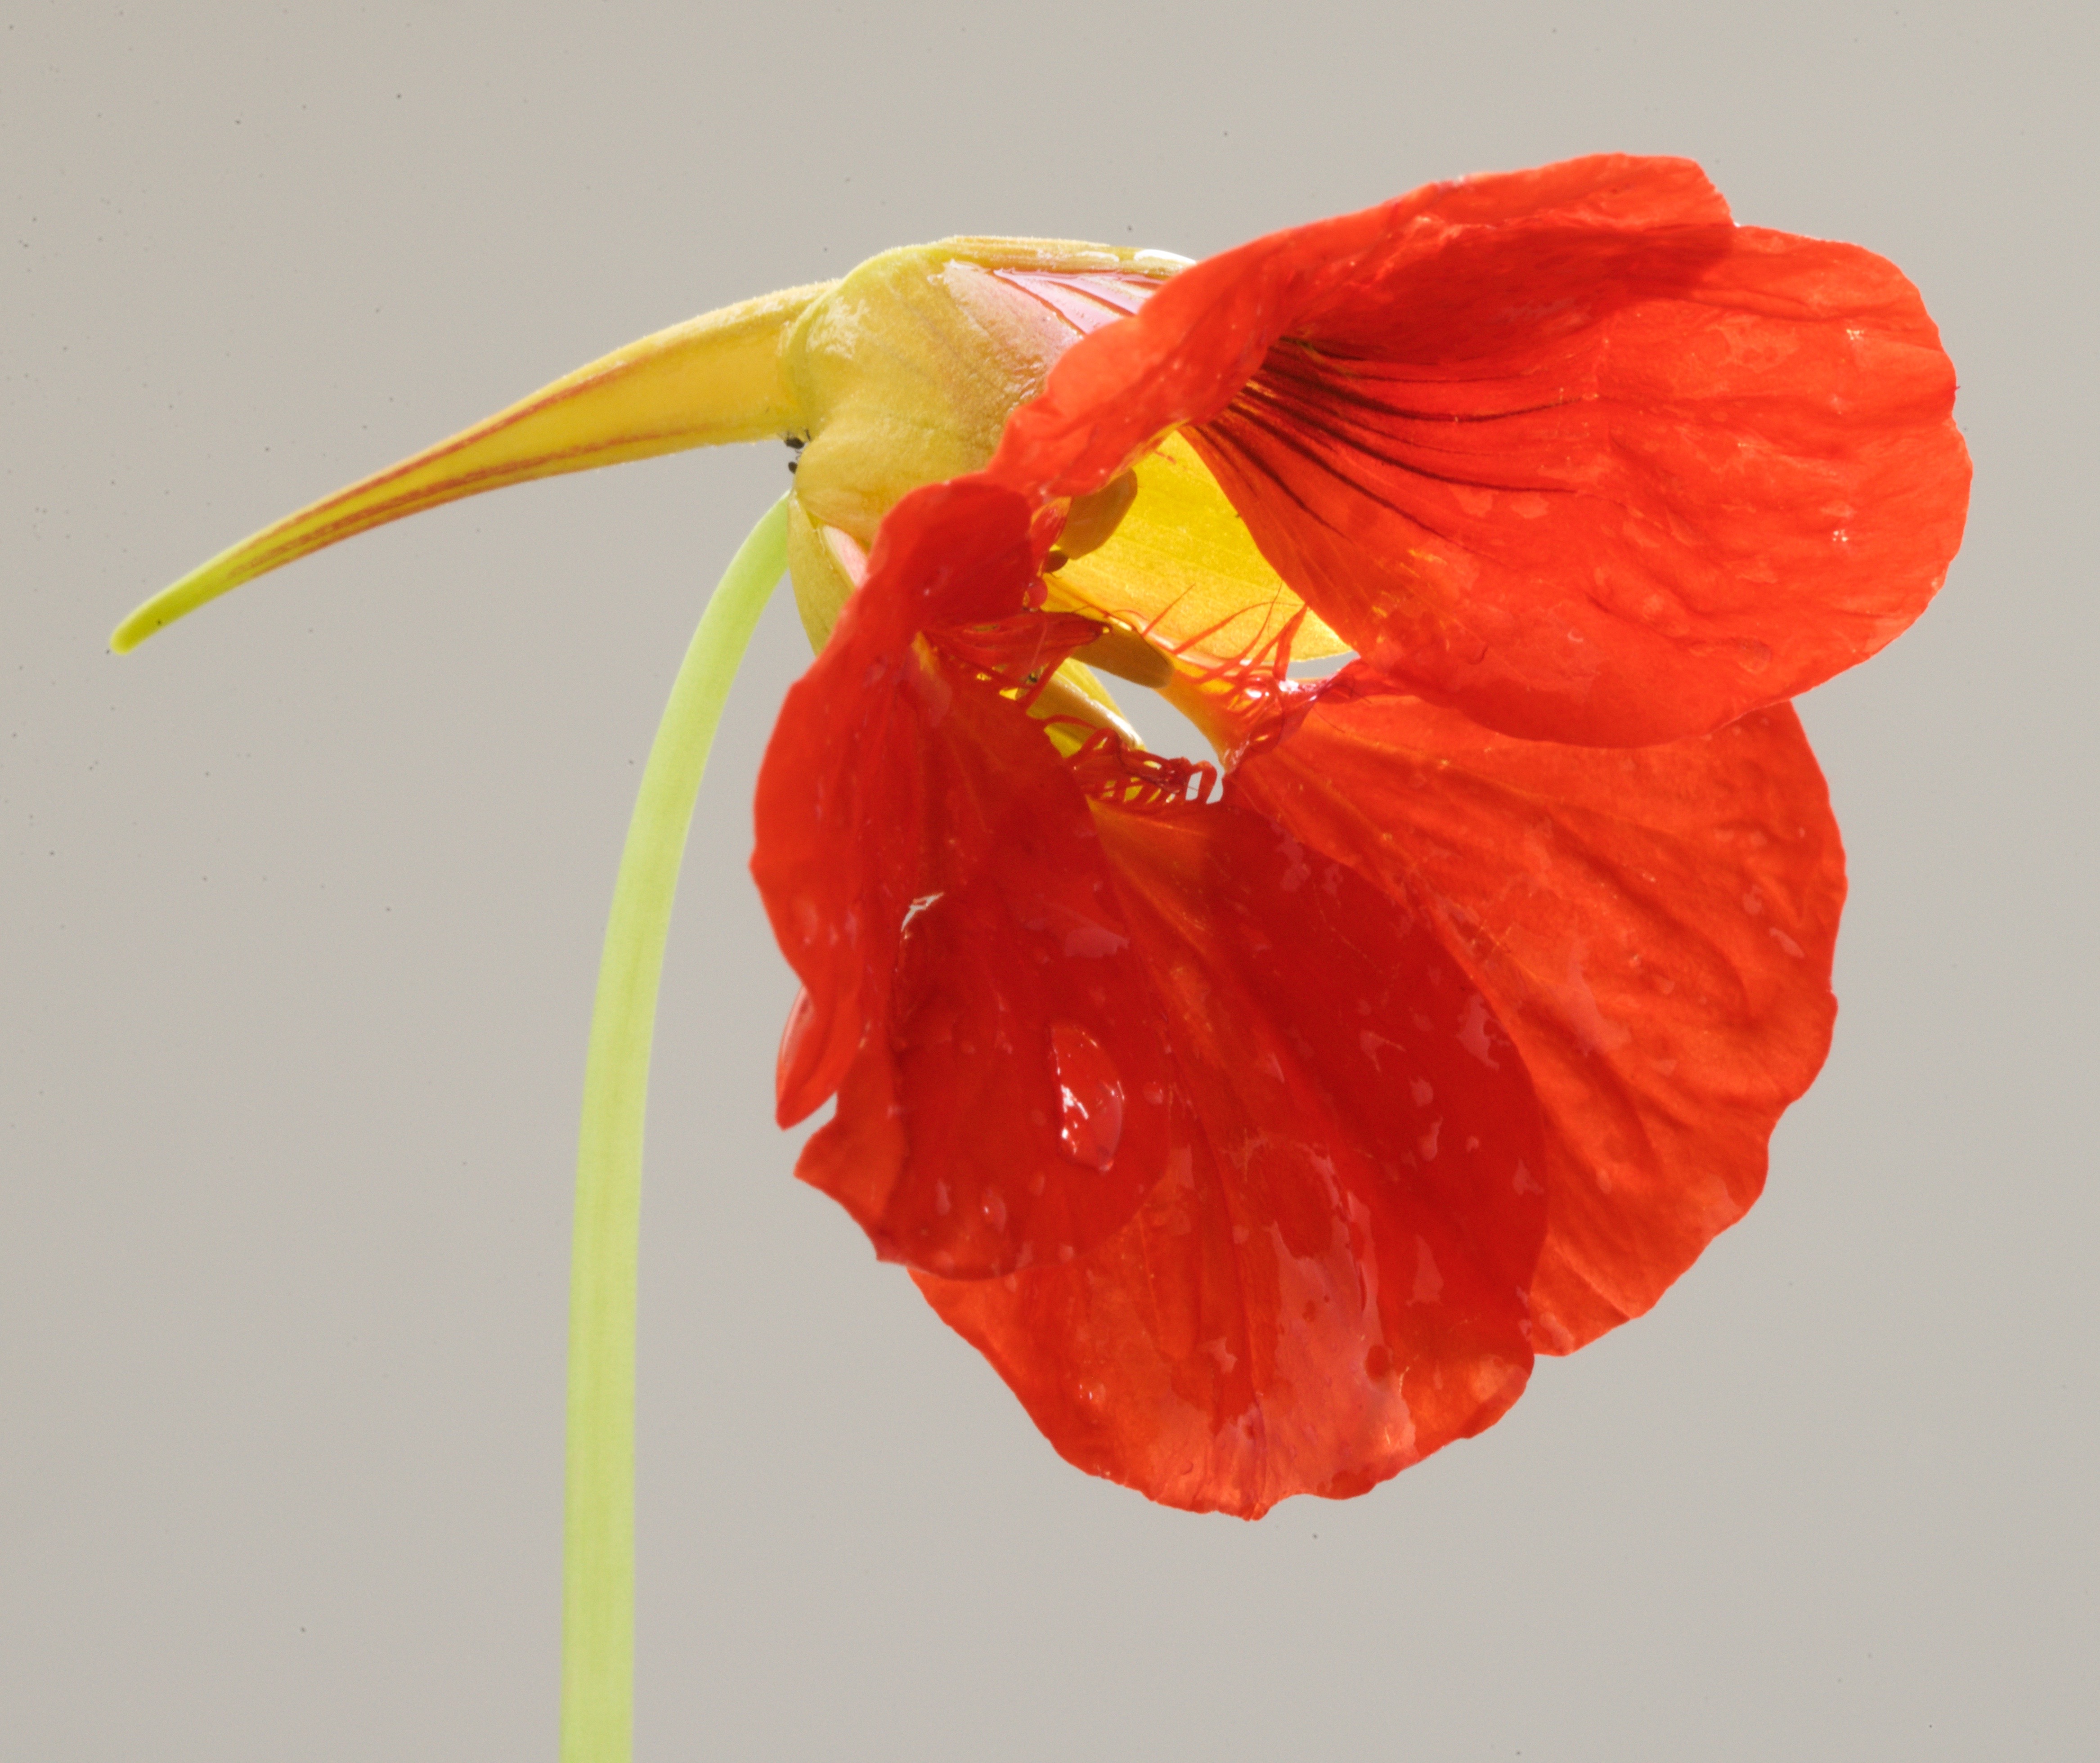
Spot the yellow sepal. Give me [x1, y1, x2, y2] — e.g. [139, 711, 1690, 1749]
[112, 282, 830, 651]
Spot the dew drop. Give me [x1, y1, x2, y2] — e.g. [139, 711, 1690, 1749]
[1050, 1020, 1124, 1171]
[776, 985, 817, 1094]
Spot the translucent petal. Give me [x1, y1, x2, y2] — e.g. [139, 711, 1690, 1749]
[1232, 686, 1844, 1350]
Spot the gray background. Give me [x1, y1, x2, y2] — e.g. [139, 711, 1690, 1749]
[5, 2, 2091, 1757]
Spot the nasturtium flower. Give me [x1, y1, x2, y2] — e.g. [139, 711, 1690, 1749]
[754, 154, 1966, 1514]
[117, 154, 1967, 1521]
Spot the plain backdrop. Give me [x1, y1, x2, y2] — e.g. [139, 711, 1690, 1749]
[5, 3, 2092, 1758]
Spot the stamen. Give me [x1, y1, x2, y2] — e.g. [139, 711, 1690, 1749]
[1072, 615, 1174, 688]
[1055, 472, 1139, 562]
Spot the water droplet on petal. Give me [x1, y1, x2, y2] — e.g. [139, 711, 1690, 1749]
[776, 985, 817, 1095]
[1050, 1020, 1124, 1171]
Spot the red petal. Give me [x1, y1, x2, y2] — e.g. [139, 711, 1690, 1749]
[1232, 685, 1844, 1351]
[756, 481, 1174, 1276]
[917, 799, 1546, 1516]
[790, 723, 1185, 1277]
[754, 478, 1042, 1126]
[991, 154, 1968, 745]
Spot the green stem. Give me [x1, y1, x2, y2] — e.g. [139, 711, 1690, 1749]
[561, 495, 789, 1763]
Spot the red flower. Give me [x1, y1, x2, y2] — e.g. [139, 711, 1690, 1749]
[751, 155, 1968, 1516]
[113, 151, 1967, 1523]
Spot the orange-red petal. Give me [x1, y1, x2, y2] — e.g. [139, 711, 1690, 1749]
[755, 481, 1180, 1275]
[1230, 686, 1844, 1351]
[916, 798, 1546, 1517]
[990, 153, 1968, 745]
[782, 705, 1185, 1277]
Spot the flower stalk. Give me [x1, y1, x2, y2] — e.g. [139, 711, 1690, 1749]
[562, 495, 788, 1763]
